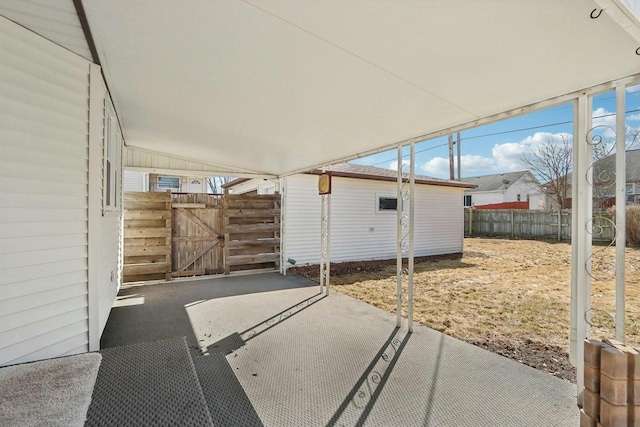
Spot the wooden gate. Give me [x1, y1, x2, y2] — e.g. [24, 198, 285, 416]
[123, 192, 280, 283]
[171, 194, 224, 277]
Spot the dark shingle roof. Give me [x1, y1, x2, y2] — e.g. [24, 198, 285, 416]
[460, 171, 534, 193]
[593, 149, 640, 182]
[561, 149, 640, 186]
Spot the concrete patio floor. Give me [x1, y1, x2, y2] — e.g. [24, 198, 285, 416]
[101, 272, 579, 426]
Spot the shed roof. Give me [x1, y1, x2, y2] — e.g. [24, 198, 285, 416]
[3, 1, 640, 177]
[460, 171, 535, 193]
[224, 163, 476, 189]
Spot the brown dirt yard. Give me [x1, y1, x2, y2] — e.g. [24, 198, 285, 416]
[290, 237, 640, 383]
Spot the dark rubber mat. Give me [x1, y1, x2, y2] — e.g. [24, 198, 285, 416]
[192, 354, 264, 427]
[85, 337, 213, 426]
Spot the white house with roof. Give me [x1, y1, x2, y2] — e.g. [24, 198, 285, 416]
[460, 171, 543, 209]
[224, 163, 476, 267]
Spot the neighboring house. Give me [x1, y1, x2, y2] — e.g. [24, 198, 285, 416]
[459, 171, 543, 209]
[224, 163, 476, 268]
[546, 149, 640, 208]
[123, 171, 208, 193]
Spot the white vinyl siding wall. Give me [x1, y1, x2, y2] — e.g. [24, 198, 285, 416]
[124, 171, 147, 192]
[464, 191, 504, 207]
[0, 16, 91, 365]
[283, 174, 464, 266]
[0, 16, 123, 365]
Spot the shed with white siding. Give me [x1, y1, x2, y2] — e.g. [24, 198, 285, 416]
[224, 163, 475, 268]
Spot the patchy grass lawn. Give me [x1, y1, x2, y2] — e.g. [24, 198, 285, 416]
[291, 238, 640, 383]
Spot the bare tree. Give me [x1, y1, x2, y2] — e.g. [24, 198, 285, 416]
[206, 176, 234, 194]
[521, 134, 572, 209]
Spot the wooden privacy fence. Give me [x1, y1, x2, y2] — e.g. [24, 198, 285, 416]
[224, 194, 281, 274]
[123, 192, 280, 283]
[123, 191, 172, 283]
[464, 208, 615, 242]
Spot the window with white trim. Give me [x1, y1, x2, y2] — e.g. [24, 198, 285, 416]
[378, 196, 398, 211]
[104, 102, 121, 213]
[464, 195, 472, 207]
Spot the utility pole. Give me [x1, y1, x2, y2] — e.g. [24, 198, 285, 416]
[448, 134, 455, 180]
[456, 132, 461, 180]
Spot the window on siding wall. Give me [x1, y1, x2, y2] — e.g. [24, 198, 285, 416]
[464, 195, 472, 206]
[517, 194, 521, 201]
[158, 176, 180, 189]
[104, 104, 121, 213]
[378, 196, 398, 211]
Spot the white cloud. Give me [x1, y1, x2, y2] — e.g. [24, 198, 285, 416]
[421, 132, 572, 178]
[389, 159, 410, 171]
[592, 107, 617, 137]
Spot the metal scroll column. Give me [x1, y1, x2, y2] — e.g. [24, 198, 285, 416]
[320, 168, 331, 296]
[396, 146, 403, 328]
[395, 143, 415, 332]
[408, 142, 415, 333]
[615, 85, 626, 342]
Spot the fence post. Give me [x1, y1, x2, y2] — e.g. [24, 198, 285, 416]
[468, 208, 473, 236]
[557, 209, 562, 242]
[511, 209, 515, 239]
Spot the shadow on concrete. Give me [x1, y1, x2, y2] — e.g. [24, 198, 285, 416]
[206, 292, 325, 355]
[101, 273, 315, 350]
[422, 334, 445, 426]
[326, 327, 411, 427]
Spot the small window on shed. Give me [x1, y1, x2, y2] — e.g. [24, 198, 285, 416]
[378, 196, 398, 211]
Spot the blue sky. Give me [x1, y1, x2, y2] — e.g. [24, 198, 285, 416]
[350, 86, 640, 180]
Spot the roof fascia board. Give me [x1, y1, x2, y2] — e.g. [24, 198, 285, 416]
[595, 0, 640, 42]
[303, 170, 476, 189]
[72, 0, 100, 65]
[124, 146, 273, 176]
[282, 73, 640, 178]
[125, 167, 275, 179]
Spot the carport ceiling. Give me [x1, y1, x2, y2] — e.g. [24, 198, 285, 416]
[80, 0, 640, 176]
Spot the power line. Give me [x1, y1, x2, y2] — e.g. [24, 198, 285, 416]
[369, 107, 640, 166]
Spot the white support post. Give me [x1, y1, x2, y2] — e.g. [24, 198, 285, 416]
[280, 176, 286, 275]
[408, 142, 415, 333]
[585, 96, 593, 338]
[326, 192, 331, 296]
[570, 100, 579, 367]
[320, 192, 325, 294]
[574, 94, 594, 406]
[396, 146, 403, 328]
[615, 85, 626, 342]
